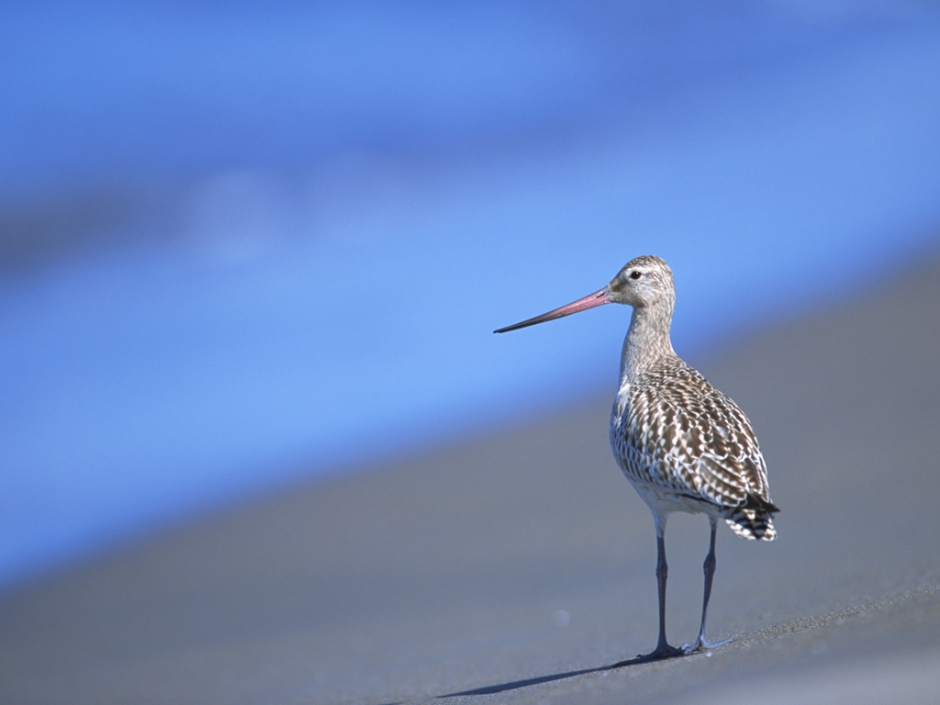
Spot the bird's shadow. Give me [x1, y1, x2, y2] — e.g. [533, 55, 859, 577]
[437, 650, 684, 698]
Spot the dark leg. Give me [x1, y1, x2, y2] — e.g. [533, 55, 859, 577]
[642, 514, 682, 660]
[683, 516, 732, 652]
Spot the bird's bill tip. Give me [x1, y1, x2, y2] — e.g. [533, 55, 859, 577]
[494, 287, 611, 333]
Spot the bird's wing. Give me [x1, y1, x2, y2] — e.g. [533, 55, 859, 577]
[624, 364, 772, 509]
[680, 390, 772, 508]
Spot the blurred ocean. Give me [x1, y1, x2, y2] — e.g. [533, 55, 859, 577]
[1, 2, 939, 588]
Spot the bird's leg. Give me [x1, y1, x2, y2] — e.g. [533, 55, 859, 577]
[683, 516, 732, 652]
[641, 514, 683, 660]
[654, 531, 671, 649]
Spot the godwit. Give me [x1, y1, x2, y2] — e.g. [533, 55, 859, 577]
[495, 255, 778, 660]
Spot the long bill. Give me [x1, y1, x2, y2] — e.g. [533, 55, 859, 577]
[494, 287, 612, 333]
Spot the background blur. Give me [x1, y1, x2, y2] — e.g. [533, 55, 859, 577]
[1, 1, 939, 590]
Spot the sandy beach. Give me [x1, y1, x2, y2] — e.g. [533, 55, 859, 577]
[2, 249, 939, 705]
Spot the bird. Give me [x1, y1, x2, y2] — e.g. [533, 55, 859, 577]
[495, 255, 778, 660]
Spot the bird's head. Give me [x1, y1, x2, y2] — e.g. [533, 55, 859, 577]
[494, 255, 675, 333]
[607, 255, 675, 309]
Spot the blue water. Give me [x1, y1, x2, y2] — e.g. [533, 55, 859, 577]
[1, 3, 939, 588]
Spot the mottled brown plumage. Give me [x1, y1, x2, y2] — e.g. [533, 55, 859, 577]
[496, 254, 777, 660]
[611, 354, 777, 540]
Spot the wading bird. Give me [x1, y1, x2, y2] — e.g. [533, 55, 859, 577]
[495, 255, 778, 660]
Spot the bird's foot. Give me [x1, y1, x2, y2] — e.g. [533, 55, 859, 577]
[635, 642, 686, 662]
[681, 635, 733, 654]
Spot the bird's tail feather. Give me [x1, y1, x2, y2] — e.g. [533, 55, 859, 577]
[724, 495, 779, 541]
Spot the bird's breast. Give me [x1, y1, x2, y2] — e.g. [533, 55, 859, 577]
[611, 380, 631, 427]
[610, 381, 641, 474]
[609, 378, 684, 492]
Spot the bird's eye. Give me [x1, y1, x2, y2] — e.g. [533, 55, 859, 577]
[629, 271, 642, 280]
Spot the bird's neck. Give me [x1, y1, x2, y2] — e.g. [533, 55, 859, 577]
[620, 303, 675, 384]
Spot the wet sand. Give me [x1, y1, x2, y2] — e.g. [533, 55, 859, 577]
[2, 251, 939, 704]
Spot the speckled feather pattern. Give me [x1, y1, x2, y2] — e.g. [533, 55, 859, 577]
[611, 356, 777, 540]
[608, 255, 777, 541]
